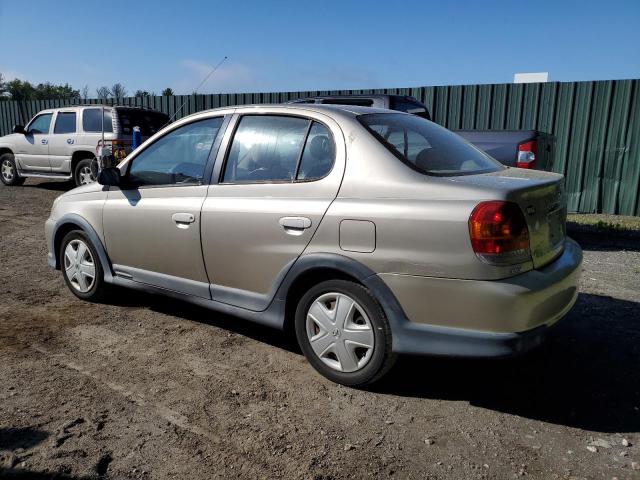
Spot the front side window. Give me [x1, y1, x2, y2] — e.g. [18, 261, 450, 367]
[359, 113, 503, 176]
[223, 116, 309, 183]
[27, 113, 53, 134]
[82, 108, 113, 133]
[54, 112, 77, 134]
[127, 117, 223, 186]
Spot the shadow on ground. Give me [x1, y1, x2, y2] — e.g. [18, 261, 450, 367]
[374, 293, 640, 434]
[106, 287, 640, 434]
[106, 288, 300, 354]
[0, 427, 49, 451]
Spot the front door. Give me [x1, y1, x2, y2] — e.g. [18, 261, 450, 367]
[103, 116, 225, 298]
[201, 112, 345, 311]
[15, 113, 53, 172]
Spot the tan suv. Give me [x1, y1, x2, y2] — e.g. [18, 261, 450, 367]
[45, 104, 582, 386]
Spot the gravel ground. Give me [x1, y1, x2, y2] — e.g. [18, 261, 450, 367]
[1, 180, 639, 480]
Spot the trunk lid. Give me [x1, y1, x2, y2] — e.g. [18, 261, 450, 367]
[450, 168, 567, 269]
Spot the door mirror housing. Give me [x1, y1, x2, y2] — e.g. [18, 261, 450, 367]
[97, 167, 122, 187]
[12, 125, 25, 134]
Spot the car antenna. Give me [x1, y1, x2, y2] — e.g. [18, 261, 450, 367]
[166, 55, 228, 125]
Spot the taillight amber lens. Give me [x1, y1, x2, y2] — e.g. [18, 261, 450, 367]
[468, 201, 531, 266]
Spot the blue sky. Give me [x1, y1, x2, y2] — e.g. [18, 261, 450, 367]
[1, 0, 638, 95]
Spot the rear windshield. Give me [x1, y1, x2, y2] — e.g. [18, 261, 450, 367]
[358, 113, 503, 176]
[116, 109, 169, 136]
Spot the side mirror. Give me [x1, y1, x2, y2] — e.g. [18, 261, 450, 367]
[12, 125, 25, 134]
[97, 167, 122, 187]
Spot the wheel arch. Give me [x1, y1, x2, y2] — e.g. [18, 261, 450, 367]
[71, 150, 96, 173]
[277, 253, 409, 336]
[51, 214, 113, 282]
[0, 147, 14, 157]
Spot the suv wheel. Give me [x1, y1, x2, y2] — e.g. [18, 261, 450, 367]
[0, 153, 26, 186]
[295, 279, 396, 387]
[74, 158, 97, 186]
[60, 230, 107, 302]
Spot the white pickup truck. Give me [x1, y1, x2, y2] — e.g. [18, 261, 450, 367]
[0, 105, 169, 187]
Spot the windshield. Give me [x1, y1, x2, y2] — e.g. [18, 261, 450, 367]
[358, 113, 503, 176]
[116, 109, 169, 136]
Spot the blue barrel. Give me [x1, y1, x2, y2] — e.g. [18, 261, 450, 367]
[132, 126, 142, 150]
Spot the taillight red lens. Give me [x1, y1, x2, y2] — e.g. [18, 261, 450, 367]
[517, 140, 537, 169]
[468, 201, 531, 265]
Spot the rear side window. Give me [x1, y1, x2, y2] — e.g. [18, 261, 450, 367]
[297, 122, 335, 180]
[222, 116, 335, 183]
[359, 113, 502, 176]
[54, 112, 76, 134]
[27, 113, 52, 134]
[223, 116, 309, 183]
[82, 108, 113, 133]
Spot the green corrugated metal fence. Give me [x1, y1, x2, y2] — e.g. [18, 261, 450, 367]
[1, 79, 639, 215]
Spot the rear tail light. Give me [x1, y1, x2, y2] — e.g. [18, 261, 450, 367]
[468, 201, 531, 266]
[517, 140, 537, 169]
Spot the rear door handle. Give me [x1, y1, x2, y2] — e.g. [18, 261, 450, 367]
[172, 213, 195, 228]
[279, 216, 312, 235]
[41, 139, 48, 145]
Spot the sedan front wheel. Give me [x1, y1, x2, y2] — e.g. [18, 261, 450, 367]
[60, 230, 107, 302]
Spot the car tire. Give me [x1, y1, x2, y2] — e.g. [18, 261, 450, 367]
[74, 158, 97, 187]
[59, 230, 108, 302]
[295, 279, 396, 387]
[0, 153, 26, 186]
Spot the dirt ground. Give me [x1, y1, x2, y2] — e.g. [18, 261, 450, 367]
[0, 180, 639, 480]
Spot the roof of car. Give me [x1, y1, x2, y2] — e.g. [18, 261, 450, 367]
[234, 103, 399, 117]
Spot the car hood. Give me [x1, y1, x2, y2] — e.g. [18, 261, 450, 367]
[0, 133, 21, 144]
[59, 181, 106, 198]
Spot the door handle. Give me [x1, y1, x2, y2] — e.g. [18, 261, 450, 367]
[279, 216, 312, 235]
[41, 139, 48, 145]
[172, 213, 195, 229]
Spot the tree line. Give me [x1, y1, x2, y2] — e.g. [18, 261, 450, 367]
[0, 73, 174, 101]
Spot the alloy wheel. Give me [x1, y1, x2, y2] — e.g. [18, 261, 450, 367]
[1, 159, 14, 182]
[305, 292, 375, 373]
[78, 165, 96, 185]
[63, 239, 96, 293]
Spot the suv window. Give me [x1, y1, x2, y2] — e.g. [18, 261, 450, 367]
[128, 117, 223, 186]
[297, 122, 335, 180]
[116, 109, 168, 136]
[27, 113, 53, 134]
[82, 108, 114, 133]
[391, 97, 430, 119]
[359, 113, 502, 176]
[321, 98, 373, 107]
[54, 112, 77, 134]
[223, 115, 310, 183]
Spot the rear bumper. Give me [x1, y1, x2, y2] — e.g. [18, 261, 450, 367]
[381, 238, 582, 357]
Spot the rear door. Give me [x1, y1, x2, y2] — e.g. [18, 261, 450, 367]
[15, 112, 53, 172]
[201, 110, 345, 311]
[48, 110, 78, 173]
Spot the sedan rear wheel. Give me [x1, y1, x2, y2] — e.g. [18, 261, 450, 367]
[295, 279, 396, 387]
